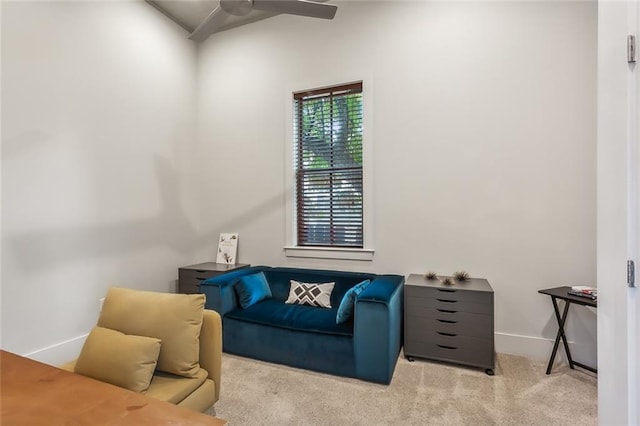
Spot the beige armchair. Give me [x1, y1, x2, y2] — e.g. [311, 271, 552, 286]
[62, 287, 222, 412]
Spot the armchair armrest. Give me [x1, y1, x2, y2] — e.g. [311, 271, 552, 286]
[200, 266, 268, 316]
[353, 275, 404, 384]
[199, 310, 222, 403]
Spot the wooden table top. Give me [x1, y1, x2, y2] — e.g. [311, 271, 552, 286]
[0, 350, 226, 426]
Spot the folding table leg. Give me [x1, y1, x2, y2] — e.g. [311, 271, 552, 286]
[545, 297, 573, 374]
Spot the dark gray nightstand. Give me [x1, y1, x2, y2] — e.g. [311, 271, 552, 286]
[178, 262, 250, 294]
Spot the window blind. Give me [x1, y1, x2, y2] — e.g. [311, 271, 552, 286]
[293, 82, 363, 248]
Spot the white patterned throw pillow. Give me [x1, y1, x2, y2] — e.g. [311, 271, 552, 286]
[285, 280, 335, 308]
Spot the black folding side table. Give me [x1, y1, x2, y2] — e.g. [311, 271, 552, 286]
[538, 286, 597, 375]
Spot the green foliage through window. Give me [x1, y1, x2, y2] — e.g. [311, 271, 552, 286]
[293, 82, 364, 248]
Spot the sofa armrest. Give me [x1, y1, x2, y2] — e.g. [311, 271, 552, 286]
[200, 266, 268, 316]
[358, 275, 403, 305]
[353, 275, 404, 384]
[199, 310, 222, 403]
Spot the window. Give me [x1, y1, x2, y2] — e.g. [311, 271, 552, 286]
[293, 82, 364, 248]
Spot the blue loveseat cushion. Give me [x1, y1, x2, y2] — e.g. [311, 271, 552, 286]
[336, 279, 370, 324]
[225, 298, 354, 336]
[236, 272, 272, 309]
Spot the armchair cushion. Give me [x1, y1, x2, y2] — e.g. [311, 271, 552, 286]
[145, 368, 208, 404]
[98, 287, 205, 378]
[74, 326, 161, 393]
[236, 272, 272, 309]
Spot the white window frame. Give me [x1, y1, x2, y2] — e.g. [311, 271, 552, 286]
[284, 76, 374, 261]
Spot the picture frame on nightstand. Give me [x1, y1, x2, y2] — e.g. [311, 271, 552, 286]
[216, 233, 238, 264]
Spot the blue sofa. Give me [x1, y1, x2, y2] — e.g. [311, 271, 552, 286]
[200, 266, 404, 384]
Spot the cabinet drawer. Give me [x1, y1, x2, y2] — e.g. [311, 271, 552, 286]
[406, 285, 492, 304]
[177, 263, 250, 295]
[405, 331, 494, 368]
[406, 328, 493, 351]
[405, 339, 494, 369]
[179, 277, 205, 294]
[179, 269, 221, 280]
[406, 312, 492, 339]
[406, 295, 492, 315]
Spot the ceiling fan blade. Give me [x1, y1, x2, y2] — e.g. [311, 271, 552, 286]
[252, 0, 337, 20]
[189, 6, 232, 42]
[220, 0, 253, 16]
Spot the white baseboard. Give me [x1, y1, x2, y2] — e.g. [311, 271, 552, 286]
[21, 331, 596, 371]
[23, 333, 88, 366]
[496, 332, 597, 368]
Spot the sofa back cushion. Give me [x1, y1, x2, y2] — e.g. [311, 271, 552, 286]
[264, 268, 377, 307]
[98, 287, 204, 378]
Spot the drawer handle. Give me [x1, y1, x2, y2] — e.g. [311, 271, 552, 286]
[437, 319, 457, 324]
[195, 277, 207, 281]
[437, 289, 456, 293]
[196, 270, 208, 273]
[436, 299, 457, 303]
[437, 309, 457, 314]
[437, 344, 457, 350]
[437, 331, 457, 337]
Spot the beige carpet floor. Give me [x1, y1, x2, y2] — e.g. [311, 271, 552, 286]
[207, 352, 597, 425]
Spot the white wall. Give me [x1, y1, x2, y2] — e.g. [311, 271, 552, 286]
[196, 1, 598, 362]
[597, 1, 639, 424]
[1, 1, 199, 364]
[0, 0, 598, 367]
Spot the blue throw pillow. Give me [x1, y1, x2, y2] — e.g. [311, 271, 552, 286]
[235, 272, 272, 309]
[336, 280, 370, 324]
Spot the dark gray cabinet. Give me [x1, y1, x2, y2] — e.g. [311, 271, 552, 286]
[404, 274, 495, 375]
[178, 262, 250, 294]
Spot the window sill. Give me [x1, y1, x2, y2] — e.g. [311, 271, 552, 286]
[284, 246, 374, 261]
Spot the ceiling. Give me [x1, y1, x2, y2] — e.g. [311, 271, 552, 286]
[147, 0, 278, 40]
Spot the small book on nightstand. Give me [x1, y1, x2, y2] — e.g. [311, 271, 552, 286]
[568, 286, 597, 300]
[216, 233, 238, 264]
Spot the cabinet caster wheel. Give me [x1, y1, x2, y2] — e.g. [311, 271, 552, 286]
[407, 357, 415, 362]
[485, 369, 494, 376]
